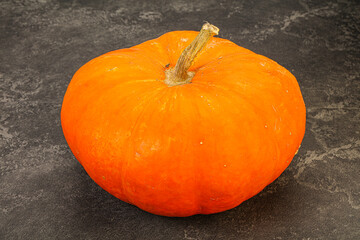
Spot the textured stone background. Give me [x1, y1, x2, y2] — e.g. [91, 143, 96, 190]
[1, 0, 359, 239]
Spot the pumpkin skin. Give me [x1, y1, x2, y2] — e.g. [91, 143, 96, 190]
[61, 30, 306, 217]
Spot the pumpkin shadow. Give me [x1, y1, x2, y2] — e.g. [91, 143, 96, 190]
[176, 171, 303, 238]
[65, 162, 302, 239]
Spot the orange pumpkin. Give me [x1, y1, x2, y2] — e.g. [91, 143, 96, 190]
[61, 23, 306, 217]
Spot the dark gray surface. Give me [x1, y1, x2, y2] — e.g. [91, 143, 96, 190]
[1, 0, 359, 239]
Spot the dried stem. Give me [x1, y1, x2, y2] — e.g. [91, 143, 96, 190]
[164, 23, 219, 87]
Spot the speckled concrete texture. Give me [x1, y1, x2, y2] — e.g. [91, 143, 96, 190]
[1, 0, 359, 239]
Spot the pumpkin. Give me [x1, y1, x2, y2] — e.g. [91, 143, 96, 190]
[61, 23, 306, 217]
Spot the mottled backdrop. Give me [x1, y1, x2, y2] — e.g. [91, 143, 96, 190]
[1, 0, 359, 239]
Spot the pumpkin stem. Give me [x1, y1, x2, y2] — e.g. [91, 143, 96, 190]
[164, 22, 219, 87]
